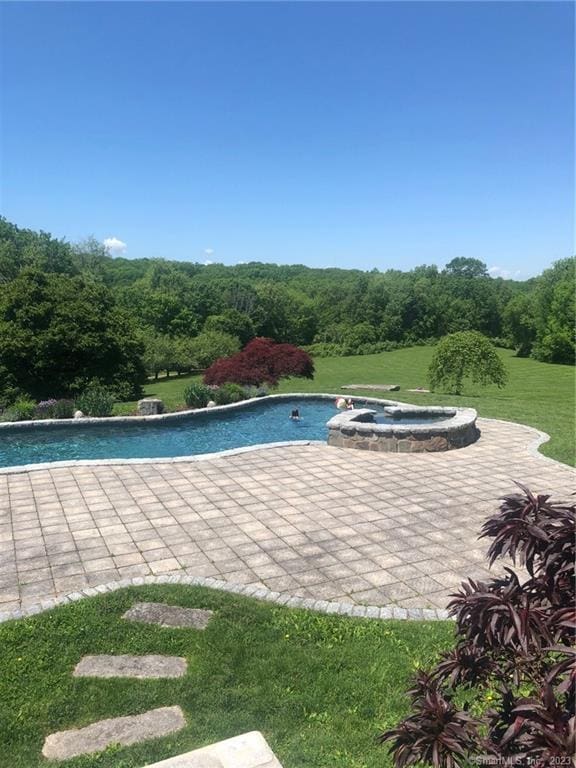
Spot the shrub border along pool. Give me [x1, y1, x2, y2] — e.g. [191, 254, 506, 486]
[0, 392, 405, 431]
[0, 572, 452, 625]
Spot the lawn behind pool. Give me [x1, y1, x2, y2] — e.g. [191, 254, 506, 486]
[116, 347, 575, 466]
[0, 585, 453, 768]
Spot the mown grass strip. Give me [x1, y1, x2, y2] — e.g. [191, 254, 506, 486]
[0, 584, 453, 768]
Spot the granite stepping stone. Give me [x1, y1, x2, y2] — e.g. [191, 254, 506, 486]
[42, 705, 186, 761]
[142, 730, 284, 767]
[123, 602, 214, 630]
[341, 383, 400, 391]
[74, 655, 187, 679]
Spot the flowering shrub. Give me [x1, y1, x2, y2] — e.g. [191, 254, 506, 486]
[204, 338, 314, 387]
[380, 484, 575, 767]
[35, 399, 75, 419]
[36, 399, 58, 416]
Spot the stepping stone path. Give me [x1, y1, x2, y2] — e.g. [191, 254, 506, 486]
[42, 706, 186, 761]
[123, 602, 214, 630]
[74, 654, 187, 679]
[43, 603, 215, 761]
[143, 730, 284, 767]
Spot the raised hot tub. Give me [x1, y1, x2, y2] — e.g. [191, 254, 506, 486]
[326, 405, 479, 453]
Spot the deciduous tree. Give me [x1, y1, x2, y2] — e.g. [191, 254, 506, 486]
[428, 331, 508, 394]
[204, 337, 314, 387]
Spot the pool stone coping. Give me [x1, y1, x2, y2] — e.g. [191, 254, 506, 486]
[0, 392, 561, 469]
[0, 415, 562, 475]
[0, 439, 327, 475]
[0, 573, 452, 625]
[0, 392, 399, 475]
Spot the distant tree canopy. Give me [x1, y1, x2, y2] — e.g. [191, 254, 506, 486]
[0, 216, 572, 405]
[443, 257, 489, 279]
[530, 258, 575, 365]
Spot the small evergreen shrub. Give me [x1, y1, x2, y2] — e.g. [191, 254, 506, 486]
[242, 385, 269, 398]
[112, 380, 142, 403]
[213, 383, 246, 405]
[0, 408, 22, 423]
[52, 399, 76, 419]
[489, 336, 516, 350]
[304, 339, 427, 358]
[76, 384, 115, 417]
[183, 382, 213, 409]
[6, 398, 37, 421]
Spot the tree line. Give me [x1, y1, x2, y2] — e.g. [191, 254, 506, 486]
[0, 217, 573, 405]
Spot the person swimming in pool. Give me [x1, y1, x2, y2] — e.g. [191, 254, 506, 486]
[290, 408, 301, 420]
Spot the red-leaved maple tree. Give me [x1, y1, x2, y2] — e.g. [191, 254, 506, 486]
[203, 337, 314, 387]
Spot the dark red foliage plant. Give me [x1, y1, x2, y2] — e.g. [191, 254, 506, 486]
[380, 484, 575, 767]
[203, 337, 314, 387]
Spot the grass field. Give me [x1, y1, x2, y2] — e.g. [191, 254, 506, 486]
[118, 347, 575, 466]
[0, 585, 453, 768]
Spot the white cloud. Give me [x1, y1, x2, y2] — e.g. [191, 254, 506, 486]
[103, 237, 127, 254]
[204, 248, 214, 256]
[488, 266, 522, 279]
[203, 260, 214, 266]
[488, 266, 509, 278]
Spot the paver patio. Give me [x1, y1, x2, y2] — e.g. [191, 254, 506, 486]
[0, 418, 573, 614]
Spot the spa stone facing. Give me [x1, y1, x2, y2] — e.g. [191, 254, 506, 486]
[327, 407, 479, 453]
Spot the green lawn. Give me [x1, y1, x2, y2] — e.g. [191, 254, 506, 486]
[117, 347, 575, 466]
[0, 585, 453, 768]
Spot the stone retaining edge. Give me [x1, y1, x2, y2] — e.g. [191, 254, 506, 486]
[0, 574, 452, 624]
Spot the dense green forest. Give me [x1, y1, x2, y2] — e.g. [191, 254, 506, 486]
[0, 217, 573, 404]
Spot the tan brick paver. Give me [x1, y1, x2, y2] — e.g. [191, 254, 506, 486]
[1, 418, 574, 612]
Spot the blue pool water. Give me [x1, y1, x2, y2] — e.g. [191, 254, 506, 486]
[0, 398, 344, 468]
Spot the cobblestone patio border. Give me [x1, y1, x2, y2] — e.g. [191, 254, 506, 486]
[0, 573, 452, 625]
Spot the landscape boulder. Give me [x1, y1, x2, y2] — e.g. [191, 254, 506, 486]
[137, 398, 164, 416]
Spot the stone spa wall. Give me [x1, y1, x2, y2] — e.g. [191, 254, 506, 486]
[327, 407, 479, 453]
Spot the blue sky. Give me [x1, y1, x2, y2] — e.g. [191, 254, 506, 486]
[1, 1, 573, 277]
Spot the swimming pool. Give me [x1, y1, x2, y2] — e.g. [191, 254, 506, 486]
[0, 397, 344, 469]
